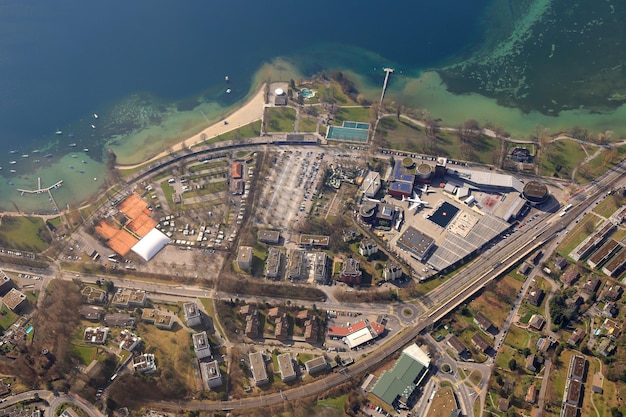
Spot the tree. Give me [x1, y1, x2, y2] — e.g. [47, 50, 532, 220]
[508, 358, 517, 371]
[611, 408, 623, 417]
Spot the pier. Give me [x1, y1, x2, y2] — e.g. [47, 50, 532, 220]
[380, 67, 394, 106]
[17, 178, 63, 213]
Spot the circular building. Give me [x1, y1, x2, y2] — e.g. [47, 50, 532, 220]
[402, 157, 415, 168]
[275, 88, 284, 96]
[416, 163, 433, 180]
[359, 202, 377, 221]
[522, 180, 549, 205]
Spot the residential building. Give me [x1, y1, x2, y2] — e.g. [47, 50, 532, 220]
[529, 314, 545, 331]
[103, 313, 136, 328]
[598, 339, 617, 357]
[277, 353, 296, 382]
[565, 379, 583, 406]
[298, 234, 329, 248]
[192, 332, 212, 359]
[560, 268, 580, 286]
[268, 306, 285, 320]
[258, 230, 280, 245]
[339, 258, 362, 285]
[587, 239, 622, 269]
[81, 286, 106, 304]
[602, 302, 619, 318]
[203, 360, 223, 388]
[312, 252, 329, 284]
[383, 262, 403, 281]
[592, 373, 604, 394]
[2, 288, 27, 312]
[527, 288, 544, 307]
[118, 330, 141, 352]
[342, 228, 360, 243]
[79, 305, 103, 322]
[446, 336, 467, 356]
[238, 304, 256, 318]
[83, 327, 109, 344]
[183, 302, 202, 327]
[474, 311, 496, 334]
[236, 246, 253, 272]
[141, 308, 174, 330]
[0, 271, 12, 296]
[568, 328, 586, 346]
[287, 249, 305, 280]
[555, 257, 569, 270]
[249, 352, 269, 386]
[581, 277, 601, 295]
[568, 354, 587, 382]
[471, 333, 491, 353]
[370, 344, 430, 409]
[602, 285, 623, 302]
[304, 356, 328, 374]
[133, 353, 157, 374]
[265, 247, 282, 280]
[245, 311, 260, 338]
[358, 239, 378, 257]
[111, 289, 146, 308]
[304, 316, 319, 343]
[274, 313, 289, 340]
[526, 354, 538, 372]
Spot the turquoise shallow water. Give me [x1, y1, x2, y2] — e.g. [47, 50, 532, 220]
[2, 0, 626, 213]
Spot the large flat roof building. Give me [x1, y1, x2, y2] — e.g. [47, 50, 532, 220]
[183, 302, 202, 327]
[362, 171, 381, 198]
[203, 360, 223, 388]
[371, 344, 430, 410]
[2, 288, 27, 312]
[265, 247, 282, 280]
[397, 226, 436, 262]
[192, 331, 212, 359]
[237, 246, 253, 272]
[249, 351, 269, 386]
[277, 353, 296, 382]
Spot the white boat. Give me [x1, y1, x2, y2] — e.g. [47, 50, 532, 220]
[32, 149, 40, 153]
[55, 130, 63, 135]
[225, 75, 229, 82]
[71, 155, 78, 158]
[83, 148, 89, 152]
[93, 113, 99, 119]
[9, 169, 16, 173]
[226, 88, 232, 94]
[91, 124, 96, 129]
[9, 161, 16, 165]
[33, 159, 40, 163]
[21, 154, 29, 158]
[69, 143, 77, 147]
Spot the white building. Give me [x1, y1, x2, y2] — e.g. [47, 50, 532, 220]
[133, 353, 157, 374]
[183, 302, 202, 327]
[192, 331, 212, 359]
[359, 239, 379, 257]
[362, 171, 381, 198]
[203, 360, 223, 388]
[277, 353, 296, 382]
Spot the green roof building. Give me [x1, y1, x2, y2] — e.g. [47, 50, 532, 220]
[371, 344, 431, 410]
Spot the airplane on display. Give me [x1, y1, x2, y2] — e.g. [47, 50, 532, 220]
[420, 184, 435, 194]
[402, 192, 430, 212]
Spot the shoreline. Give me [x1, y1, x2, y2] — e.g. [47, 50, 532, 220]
[117, 85, 266, 170]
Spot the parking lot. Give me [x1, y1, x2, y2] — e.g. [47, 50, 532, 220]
[255, 148, 326, 231]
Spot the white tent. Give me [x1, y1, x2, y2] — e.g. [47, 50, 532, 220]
[131, 228, 170, 261]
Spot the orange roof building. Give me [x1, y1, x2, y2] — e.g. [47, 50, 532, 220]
[232, 162, 243, 180]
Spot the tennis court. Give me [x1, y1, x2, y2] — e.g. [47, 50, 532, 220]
[327, 120, 370, 143]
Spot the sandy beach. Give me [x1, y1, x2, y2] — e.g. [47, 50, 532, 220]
[118, 85, 266, 170]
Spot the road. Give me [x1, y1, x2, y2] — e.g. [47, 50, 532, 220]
[3, 152, 624, 413]
[0, 390, 104, 417]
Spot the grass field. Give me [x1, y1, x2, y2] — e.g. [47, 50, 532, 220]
[188, 160, 228, 174]
[298, 115, 318, 133]
[593, 194, 624, 218]
[556, 213, 603, 258]
[265, 107, 297, 133]
[537, 139, 587, 178]
[0, 216, 50, 252]
[426, 386, 457, 417]
[504, 325, 531, 350]
[203, 120, 262, 144]
[470, 275, 522, 326]
[0, 306, 19, 330]
[332, 107, 371, 125]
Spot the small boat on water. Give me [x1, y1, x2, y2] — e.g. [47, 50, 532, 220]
[21, 154, 29, 158]
[71, 155, 78, 158]
[82, 160, 87, 164]
[9, 169, 16, 173]
[69, 165, 74, 169]
[78, 170, 85, 173]
[10, 150, 17, 154]
[226, 88, 232, 94]
[45, 153, 53, 158]
[69, 133, 75, 138]
[9, 161, 16, 165]
[225, 75, 229, 82]
[32, 149, 40, 153]
[93, 113, 99, 119]
[55, 130, 63, 135]
[83, 148, 89, 152]
[91, 124, 96, 129]
[33, 159, 40, 163]
[69, 143, 77, 147]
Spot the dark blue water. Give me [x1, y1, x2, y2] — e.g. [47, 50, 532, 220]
[0, 0, 490, 168]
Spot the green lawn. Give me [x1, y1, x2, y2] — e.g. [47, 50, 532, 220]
[265, 107, 297, 133]
[188, 160, 228, 174]
[181, 181, 227, 196]
[0, 306, 19, 330]
[72, 344, 98, 366]
[0, 216, 50, 252]
[556, 213, 602, 258]
[333, 107, 371, 125]
[504, 326, 530, 350]
[160, 181, 175, 204]
[298, 115, 318, 133]
[593, 194, 624, 218]
[538, 139, 587, 178]
[198, 120, 262, 144]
